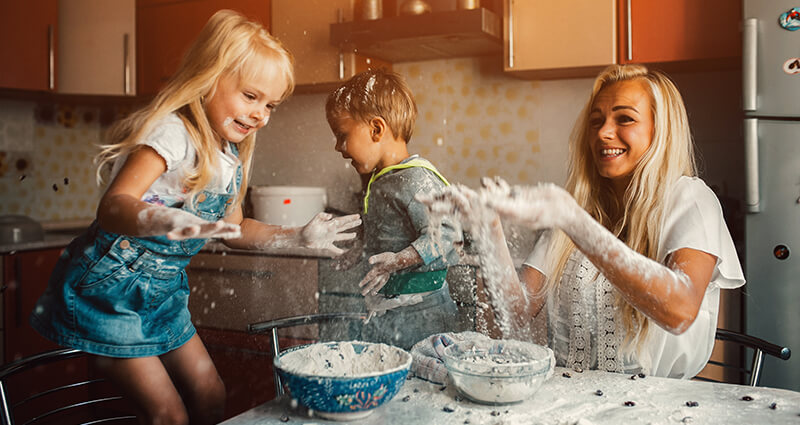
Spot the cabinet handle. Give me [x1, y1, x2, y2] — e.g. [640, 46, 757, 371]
[48, 24, 55, 90]
[337, 8, 345, 80]
[742, 18, 758, 112]
[14, 256, 22, 327]
[744, 118, 760, 213]
[123, 33, 131, 95]
[507, 0, 514, 69]
[626, 0, 632, 61]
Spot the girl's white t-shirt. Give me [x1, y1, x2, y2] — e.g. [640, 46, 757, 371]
[110, 113, 241, 207]
[523, 176, 745, 378]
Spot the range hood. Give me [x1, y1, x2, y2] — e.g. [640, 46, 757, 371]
[329, 8, 502, 63]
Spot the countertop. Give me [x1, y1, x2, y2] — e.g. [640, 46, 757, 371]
[221, 367, 800, 425]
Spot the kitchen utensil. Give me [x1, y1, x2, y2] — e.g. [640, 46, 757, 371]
[442, 338, 554, 405]
[0, 215, 45, 245]
[399, 0, 432, 16]
[361, 0, 383, 20]
[249, 186, 326, 226]
[274, 341, 412, 421]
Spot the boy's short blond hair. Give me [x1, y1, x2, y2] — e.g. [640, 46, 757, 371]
[326, 69, 417, 143]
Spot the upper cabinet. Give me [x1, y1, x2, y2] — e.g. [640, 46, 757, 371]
[136, 0, 271, 96]
[618, 0, 741, 67]
[58, 0, 136, 96]
[0, 1, 58, 91]
[272, 0, 388, 90]
[504, 0, 616, 79]
[505, 0, 742, 80]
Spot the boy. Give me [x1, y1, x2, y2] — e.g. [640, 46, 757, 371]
[325, 69, 462, 350]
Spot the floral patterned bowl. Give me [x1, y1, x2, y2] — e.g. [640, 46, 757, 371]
[274, 341, 412, 421]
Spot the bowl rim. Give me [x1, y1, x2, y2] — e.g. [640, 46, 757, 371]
[441, 339, 553, 377]
[274, 341, 412, 380]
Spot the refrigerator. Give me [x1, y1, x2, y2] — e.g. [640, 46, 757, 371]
[742, 0, 800, 391]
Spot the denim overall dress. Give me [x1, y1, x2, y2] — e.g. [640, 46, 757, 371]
[30, 154, 242, 358]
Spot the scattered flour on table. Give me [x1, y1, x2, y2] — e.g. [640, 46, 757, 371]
[278, 342, 408, 377]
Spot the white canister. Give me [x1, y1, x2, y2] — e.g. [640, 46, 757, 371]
[250, 186, 327, 226]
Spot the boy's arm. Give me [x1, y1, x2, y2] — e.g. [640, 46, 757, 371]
[406, 188, 463, 265]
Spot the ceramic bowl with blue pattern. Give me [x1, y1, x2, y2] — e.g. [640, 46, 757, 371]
[274, 341, 412, 421]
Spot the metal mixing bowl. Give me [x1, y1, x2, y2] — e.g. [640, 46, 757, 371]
[0, 215, 44, 245]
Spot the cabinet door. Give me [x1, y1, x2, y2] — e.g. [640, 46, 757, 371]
[136, 0, 271, 96]
[0, 0, 58, 91]
[58, 0, 136, 95]
[3, 248, 63, 363]
[618, 0, 741, 65]
[504, 0, 616, 79]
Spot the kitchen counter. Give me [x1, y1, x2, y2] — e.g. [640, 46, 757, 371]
[221, 367, 800, 424]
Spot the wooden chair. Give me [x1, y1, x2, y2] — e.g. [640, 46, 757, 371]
[697, 328, 791, 387]
[0, 348, 137, 425]
[248, 312, 368, 397]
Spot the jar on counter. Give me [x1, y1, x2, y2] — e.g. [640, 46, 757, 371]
[362, 0, 383, 20]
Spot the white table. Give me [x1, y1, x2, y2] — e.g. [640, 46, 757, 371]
[222, 367, 800, 424]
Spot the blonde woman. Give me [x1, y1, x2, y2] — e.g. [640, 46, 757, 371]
[30, 10, 359, 424]
[426, 64, 744, 379]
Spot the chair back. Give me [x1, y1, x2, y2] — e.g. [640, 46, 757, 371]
[699, 329, 791, 386]
[248, 312, 367, 397]
[0, 348, 137, 425]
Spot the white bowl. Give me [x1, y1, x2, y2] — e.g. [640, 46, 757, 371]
[442, 339, 554, 405]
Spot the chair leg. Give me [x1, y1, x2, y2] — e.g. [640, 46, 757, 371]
[749, 349, 764, 387]
[271, 328, 283, 397]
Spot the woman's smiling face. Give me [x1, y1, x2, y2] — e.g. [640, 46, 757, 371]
[588, 79, 654, 191]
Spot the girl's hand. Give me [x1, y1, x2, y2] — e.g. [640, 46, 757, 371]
[481, 178, 579, 231]
[139, 206, 242, 240]
[300, 212, 361, 256]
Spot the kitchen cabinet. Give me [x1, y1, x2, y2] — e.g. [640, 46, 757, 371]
[504, 0, 616, 79]
[57, 0, 136, 96]
[0, 0, 58, 91]
[187, 252, 319, 418]
[617, 0, 741, 68]
[272, 0, 390, 91]
[2, 248, 63, 363]
[505, 0, 741, 80]
[136, 0, 271, 96]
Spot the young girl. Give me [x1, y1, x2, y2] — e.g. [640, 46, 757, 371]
[30, 10, 360, 425]
[425, 64, 744, 379]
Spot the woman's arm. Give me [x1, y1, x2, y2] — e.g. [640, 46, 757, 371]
[486, 181, 716, 335]
[98, 146, 240, 239]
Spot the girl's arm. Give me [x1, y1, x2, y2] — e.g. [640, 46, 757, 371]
[485, 181, 716, 335]
[98, 146, 240, 239]
[222, 205, 361, 256]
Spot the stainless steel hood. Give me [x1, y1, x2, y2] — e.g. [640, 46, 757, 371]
[329, 8, 502, 63]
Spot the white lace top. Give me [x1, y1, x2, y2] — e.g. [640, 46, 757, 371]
[524, 176, 745, 378]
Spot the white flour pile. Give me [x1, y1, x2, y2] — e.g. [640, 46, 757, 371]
[277, 341, 410, 377]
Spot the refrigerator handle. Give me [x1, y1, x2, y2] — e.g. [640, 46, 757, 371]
[744, 118, 760, 213]
[743, 18, 758, 112]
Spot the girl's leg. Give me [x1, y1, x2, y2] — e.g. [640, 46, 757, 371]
[160, 334, 226, 425]
[93, 355, 190, 425]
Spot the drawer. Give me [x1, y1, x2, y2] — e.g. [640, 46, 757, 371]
[187, 253, 318, 338]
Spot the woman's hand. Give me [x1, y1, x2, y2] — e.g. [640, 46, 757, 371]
[418, 183, 494, 233]
[139, 206, 242, 240]
[300, 212, 361, 255]
[481, 178, 579, 232]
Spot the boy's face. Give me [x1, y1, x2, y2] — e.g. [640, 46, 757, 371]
[331, 115, 382, 175]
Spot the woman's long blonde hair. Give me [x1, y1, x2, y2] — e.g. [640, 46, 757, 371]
[97, 9, 294, 213]
[545, 64, 697, 349]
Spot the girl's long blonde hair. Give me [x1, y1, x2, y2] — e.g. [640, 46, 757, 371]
[545, 64, 697, 350]
[97, 9, 294, 213]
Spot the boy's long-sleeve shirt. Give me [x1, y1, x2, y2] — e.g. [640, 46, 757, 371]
[362, 156, 462, 272]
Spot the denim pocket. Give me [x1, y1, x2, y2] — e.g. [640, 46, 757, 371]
[77, 246, 137, 291]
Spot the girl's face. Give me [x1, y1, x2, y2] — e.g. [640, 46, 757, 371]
[204, 70, 285, 145]
[588, 80, 654, 191]
[331, 115, 382, 175]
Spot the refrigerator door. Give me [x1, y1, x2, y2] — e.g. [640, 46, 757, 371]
[744, 119, 800, 391]
[743, 0, 800, 117]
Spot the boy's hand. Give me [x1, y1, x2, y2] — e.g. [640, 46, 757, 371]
[139, 206, 242, 240]
[300, 212, 362, 256]
[359, 246, 423, 296]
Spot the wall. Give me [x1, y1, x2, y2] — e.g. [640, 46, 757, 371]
[0, 58, 743, 233]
